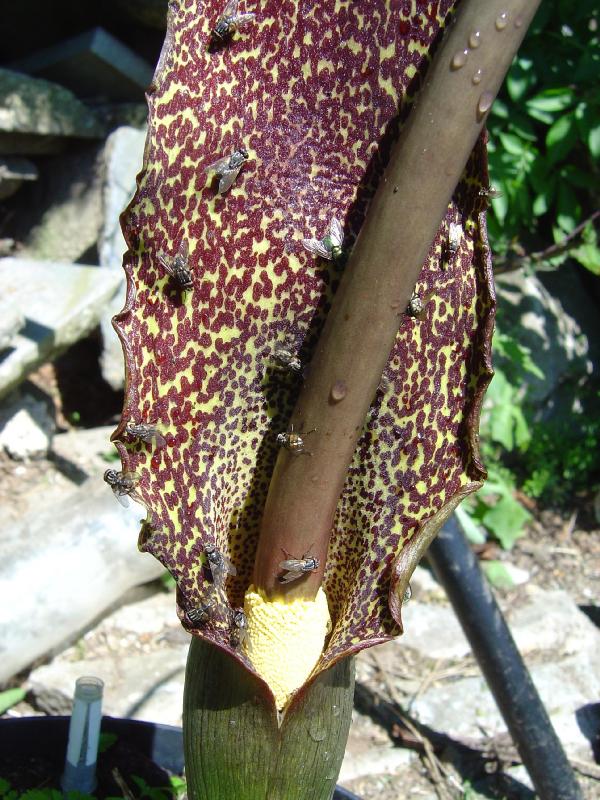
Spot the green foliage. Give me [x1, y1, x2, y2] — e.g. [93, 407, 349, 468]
[481, 561, 515, 589]
[130, 776, 186, 800]
[0, 776, 185, 800]
[487, 0, 600, 272]
[0, 688, 25, 715]
[461, 1, 600, 550]
[98, 732, 117, 753]
[521, 390, 600, 503]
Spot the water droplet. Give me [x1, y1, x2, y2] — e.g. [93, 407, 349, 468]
[477, 90, 494, 120]
[332, 704, 340, 717]
[330, 380, 347, 402]
[495, 12, 509, 30]
[514, 15, 524, 28]
[472, 69, 483, 85]
[323, 751, 331, 762]
[309, 721, 327, 742]
[451, 49, 469, 70]
[469, 30, 481, 48]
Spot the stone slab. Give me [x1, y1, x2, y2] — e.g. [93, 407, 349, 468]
[99, 126, 146, 389]
[0, 68, 103, 155]
[0, 258, 122, 399]
[10, 28, 154, 103]
[0, 302, 24, 351]
[0, 479, 164, 682]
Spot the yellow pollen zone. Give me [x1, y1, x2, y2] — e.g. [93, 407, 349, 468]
[242, 585, 331, 710]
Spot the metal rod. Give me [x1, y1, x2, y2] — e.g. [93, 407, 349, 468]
[427, 516, 583, 800]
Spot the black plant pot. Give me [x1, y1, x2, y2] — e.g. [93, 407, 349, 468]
[0, 716, 361, 800]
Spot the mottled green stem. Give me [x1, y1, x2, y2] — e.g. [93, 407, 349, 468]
[254, 0, 541, 597]
[184, 640, 354, 800]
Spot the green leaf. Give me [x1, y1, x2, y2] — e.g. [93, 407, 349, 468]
[546, 113, 578, 164]
[0, 687, 25, 714]
[498, 131, 526, 156]
[556, 182, 581, 234]
[98, 731, 118, 753]
[455, 504, 486, 545]
[20, 791, 63, 800]
[572, 242, 600, 274]
[0, 779, 12, 796]
[526, 87, 576, 114]
[481, 560, 515, 588]
[588, 123, 600, 158]
[481, 495, 531, 549]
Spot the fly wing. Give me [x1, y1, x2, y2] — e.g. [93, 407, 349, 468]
[231, 11, 255, 26]
[302, 238, 332, 259]
[122, 471, 141, 483]
[279, 569, 302, 583]
[221, 0, 239, 17]
[218, 165, 242, 193]
[206, 155, 231, 175]
[279, 558, 303, 571]
[158, 252, 176, 279]
[176, 240, 189, 262]
[329, 218, 344, 249]
[151, 430, 167, 448]
[113, 487, 130, 507]
[221, 553, 237, 577]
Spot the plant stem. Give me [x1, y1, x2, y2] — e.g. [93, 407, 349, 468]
[494, 209, 600, 274]
[183, 639, 354, 800]
[253, 0, 542, 598]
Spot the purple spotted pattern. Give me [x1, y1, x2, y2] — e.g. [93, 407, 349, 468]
[113, 0, 495, 683]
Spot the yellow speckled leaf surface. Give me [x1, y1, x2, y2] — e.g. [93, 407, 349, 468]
[114, 0, 494, 677]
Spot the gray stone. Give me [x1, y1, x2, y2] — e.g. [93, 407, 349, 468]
[495, 270, 593, 404]
[10, 28, 154, 104]
[400, 601, 471, 660]
[0, 479, 164, 682]
[0, 156, 38, 200]
[0, 258, 122, 399]
[51, 425, 119, 477]
[0, 68, 104, 155]
[99, 126, 147, 389]
[99, 127, 146, 271]
[0, 391, 54, 460]
[18, 145, 104, 262]
[0, 302, 24, 351]
[29, 646, 188, 725]
[27, 591, 187, 724]
[405, 590, 600, 763]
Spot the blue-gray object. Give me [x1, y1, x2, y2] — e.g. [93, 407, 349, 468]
[61, 677, 104, 794]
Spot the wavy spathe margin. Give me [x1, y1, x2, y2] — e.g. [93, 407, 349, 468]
[112, 0, 495, 687]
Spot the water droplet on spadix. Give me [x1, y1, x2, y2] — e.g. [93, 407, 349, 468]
[451, 49, 469, 70]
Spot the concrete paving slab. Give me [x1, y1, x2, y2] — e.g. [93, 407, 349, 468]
[0, 258, 122, 399]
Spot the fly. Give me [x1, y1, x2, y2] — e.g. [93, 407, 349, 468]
[211, 0, 255, 46]
[205, 545, 237, 587]
[302, 217, 344, 261]
[125, 423, 166, 448]
[188, 597, 216, 626]
[276, 424, 316, 456]
[206, 147, 249, 194]
[158, 241, 193, 289]
[229, 608, 248, 649]
[447, 222, 462, 256]
[103, 469, 140, 507]
[278, 548, 320, 584]
[273, 343, 302, 373]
